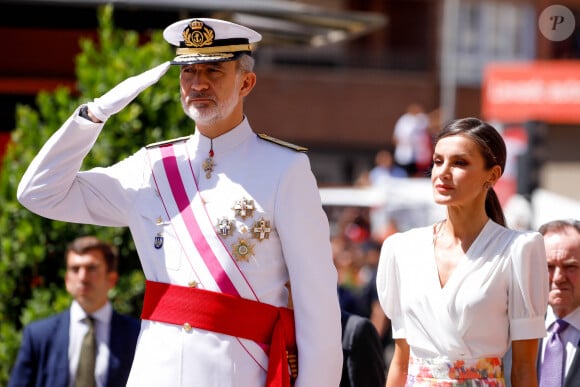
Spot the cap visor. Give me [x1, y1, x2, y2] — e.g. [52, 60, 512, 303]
[170, 52, 248, 65]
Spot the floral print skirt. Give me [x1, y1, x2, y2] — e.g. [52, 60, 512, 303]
[406, 355, 505, 387]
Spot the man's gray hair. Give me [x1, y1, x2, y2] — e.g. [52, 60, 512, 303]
[539, 219, 580, 235]
[237, 54, 255, 73]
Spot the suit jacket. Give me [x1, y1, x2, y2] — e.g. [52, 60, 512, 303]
[564, 337, 580, 387]
[8, 308, 140, 387]
[340, 310, 386, 387]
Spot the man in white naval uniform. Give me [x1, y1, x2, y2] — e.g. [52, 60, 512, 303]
[17, 18, 343, 387]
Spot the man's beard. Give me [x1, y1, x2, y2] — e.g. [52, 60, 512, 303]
[182, 78, 241, 126]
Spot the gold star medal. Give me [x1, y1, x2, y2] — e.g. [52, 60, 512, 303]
[232, 238, 255, 262]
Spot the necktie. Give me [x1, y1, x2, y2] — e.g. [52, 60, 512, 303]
[76, 316, 96, 387]
[540, 319, 569, 387]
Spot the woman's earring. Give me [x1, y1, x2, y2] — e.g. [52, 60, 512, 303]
[484, 181, 491, 190]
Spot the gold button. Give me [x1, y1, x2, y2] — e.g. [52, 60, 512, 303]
[188, 281, 198, 288]
[183, 322, 192, 332]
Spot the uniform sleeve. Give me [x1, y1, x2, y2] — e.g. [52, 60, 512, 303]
[17, 107, 145, 227]
[508, 231, 549, 340]
[376, 233, 405, 338]
[274, 153, 343, 387]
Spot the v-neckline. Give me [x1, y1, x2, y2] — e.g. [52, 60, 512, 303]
[432, 219, 491, 291]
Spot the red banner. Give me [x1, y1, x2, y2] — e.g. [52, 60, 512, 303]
[482, 61, 580, 123]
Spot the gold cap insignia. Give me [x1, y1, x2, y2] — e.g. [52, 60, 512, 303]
[183, 20, 215, 48]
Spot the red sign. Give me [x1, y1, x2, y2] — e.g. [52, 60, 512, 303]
[482, 61, 580, 123]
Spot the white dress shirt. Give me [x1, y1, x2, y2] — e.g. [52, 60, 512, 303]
[68, 301, 113, 387]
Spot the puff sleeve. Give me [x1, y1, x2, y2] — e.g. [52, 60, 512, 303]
[508, 231, 549, 340]
[376, 232, 405, 338]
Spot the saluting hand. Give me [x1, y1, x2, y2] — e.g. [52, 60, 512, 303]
[87, 61, 171, 122]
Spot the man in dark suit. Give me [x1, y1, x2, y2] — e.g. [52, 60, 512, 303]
[8, 236, 140, 387]
[340, 309, 386, 387]
[538, 219, 580, 387]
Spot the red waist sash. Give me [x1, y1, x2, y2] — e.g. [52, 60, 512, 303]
[141, 280, 297, 387]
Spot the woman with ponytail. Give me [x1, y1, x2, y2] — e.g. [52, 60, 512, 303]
[377, 117, 549, 386]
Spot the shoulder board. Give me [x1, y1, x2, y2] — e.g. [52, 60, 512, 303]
[145, 135, 191, 149]
[257, 133, 308, 152]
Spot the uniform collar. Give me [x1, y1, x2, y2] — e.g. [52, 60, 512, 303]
[191, 116, 253, 155]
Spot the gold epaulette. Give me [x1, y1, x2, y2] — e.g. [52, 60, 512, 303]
[257, 133, 308, 152]
[145, 135, 191, 149]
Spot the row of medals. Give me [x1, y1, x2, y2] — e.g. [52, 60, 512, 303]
[154, 197, 270, 262]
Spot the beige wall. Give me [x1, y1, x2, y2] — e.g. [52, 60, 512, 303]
[542, 124, 580, 201]
[543, 163, 580, 201]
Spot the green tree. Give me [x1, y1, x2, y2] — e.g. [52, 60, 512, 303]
[0, 5, 190, 384]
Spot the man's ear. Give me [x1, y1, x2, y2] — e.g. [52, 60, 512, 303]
[108, 271, 119, 289]
[239, 72, 256, 97]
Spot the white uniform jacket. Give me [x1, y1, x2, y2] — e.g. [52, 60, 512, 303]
[17, 108, 343, 387]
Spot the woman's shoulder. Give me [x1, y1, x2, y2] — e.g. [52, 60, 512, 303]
[483, 220, 543, 254]
[486, 220, 541, 241]
[383, 224, 433, 248]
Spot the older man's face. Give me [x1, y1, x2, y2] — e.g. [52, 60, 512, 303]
[544, 227, 580, 318]
[179, 60, 254, 134]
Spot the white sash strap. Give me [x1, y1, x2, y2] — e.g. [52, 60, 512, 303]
[146, 141, 258, 300]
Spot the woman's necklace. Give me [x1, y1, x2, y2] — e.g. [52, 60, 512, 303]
[432, 219, 446, 246]
[433, 219, 449, 287]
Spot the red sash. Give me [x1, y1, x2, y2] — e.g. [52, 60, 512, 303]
[141, 280, 297, 387]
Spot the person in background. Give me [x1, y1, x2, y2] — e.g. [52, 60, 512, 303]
[538, 219, 580, 387]
[8, 236, 140, 387]
[368, 147, 408, 186]
[17, 17, 342, 386]
[377, 117, 549, 386]
[340, 309, 386, 387]
[391, 103, 430, 177]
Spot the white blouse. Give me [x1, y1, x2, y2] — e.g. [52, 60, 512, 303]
[376, 219, 549, 361]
